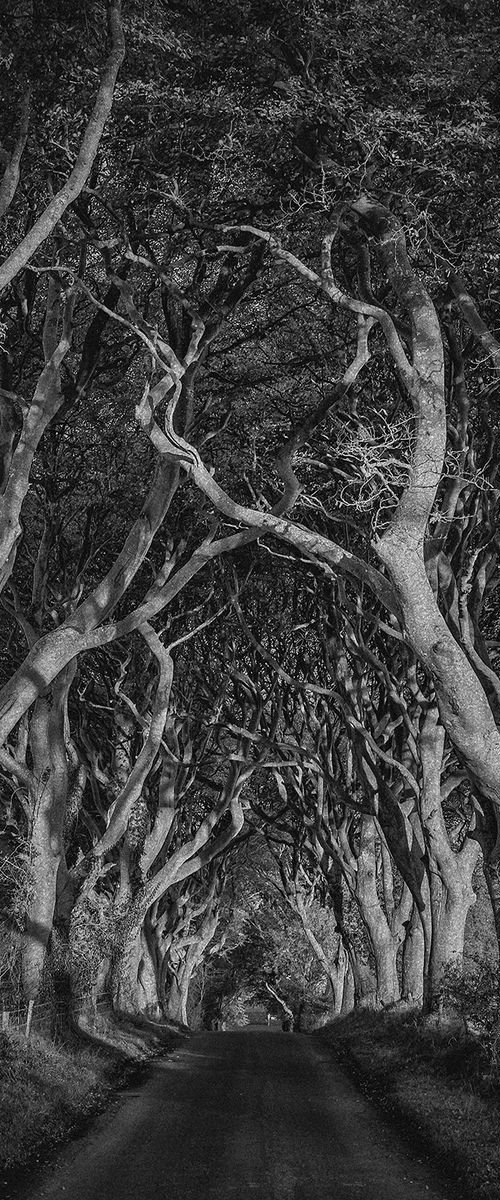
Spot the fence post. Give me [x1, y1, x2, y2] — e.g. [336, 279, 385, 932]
[25, 998, 34, 1038]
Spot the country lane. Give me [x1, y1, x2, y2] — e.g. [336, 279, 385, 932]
[11, 1028, 454, 1200]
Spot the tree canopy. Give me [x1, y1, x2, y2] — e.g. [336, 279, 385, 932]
[1, 0, 499, 1046]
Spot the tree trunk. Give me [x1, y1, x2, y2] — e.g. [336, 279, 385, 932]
[350, 948, 378, 1009]
[369, 920, 399, 1007]
[22, 670, 73, 1000]
[475, 802, 500, 964]
[137, 929, 161, 1018]
[419, 708, 480, 1011]
[401, 903, 425, 1005]
[428, 882, 476, 1000]
[112, 922, 144, 1016]
[164, 967, 191, 1026]
[355, 817, 400, 1007]
[483, 858, 500, 959]
[294, 895, 345, 1015]
[341, 961, 355, 1015]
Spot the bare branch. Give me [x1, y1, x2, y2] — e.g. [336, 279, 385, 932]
[0, 88, 30, 220]
[0, 1, 124, 293]
[447, 271, 500, 372]
[0, 285, 77, 592]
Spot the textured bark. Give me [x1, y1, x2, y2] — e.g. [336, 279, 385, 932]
[113, 914, 177, 1020]
[92, 626, 173, 857]
[0, 1, 125, 293]
[0, 88, 30, 219]
[340, 961, 355, 1015]
[401, 903, 425, 1004]
[137, 930, 161, 1017]
[349, 952, 377, 1009]
[475, 804, 500, 963]
[483, 859, 500, 959]
[294, 895, 346, 1015]
[364, 204, 500, 813]
[0, 283, 75, 592]
[164, 968, 191, 1026]
[112, 922, 144, 1017]
[21, 667, 73, 1000]
[378, 538, 500, 811]
[149, 207, 500, 818]
[428, 887, 473, 1000]
[419, 708, 480, 1009]
[0, 460, 178, 746]
[158, 872, 224, 1027]
[354, 817, 400, 1007]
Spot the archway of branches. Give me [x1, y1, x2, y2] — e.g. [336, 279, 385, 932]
[1, 0, 499, 1052]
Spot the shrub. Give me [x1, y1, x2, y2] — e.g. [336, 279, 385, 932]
[439, 960, 500, 1067]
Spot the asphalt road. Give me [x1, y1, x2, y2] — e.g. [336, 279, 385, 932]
[14, 1029, 452, 1200]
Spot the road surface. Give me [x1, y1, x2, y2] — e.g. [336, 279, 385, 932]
[13, 1029, 452, 1200]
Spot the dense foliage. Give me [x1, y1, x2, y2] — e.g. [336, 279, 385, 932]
[0, 0, 499, 1051]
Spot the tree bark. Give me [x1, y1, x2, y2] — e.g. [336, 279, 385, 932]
[294, 895, 346, 1015]
[0, 283, 76, 591]
[112, 920, 144, 1017]
[0, 1, 125, 294]
[22, 666, 74, 1000]
[341, 961, 355, 1014]
[137, 929, 162, 1017]
[0, 88, 30, 220]
[419, 708, 480, 1009]
[153, 207, 500, 820]
[354, 817, 400, 1007]
[164, 965, 191, 1026]
[401, 902, 425, 1005]
[0, 459, 178, 745]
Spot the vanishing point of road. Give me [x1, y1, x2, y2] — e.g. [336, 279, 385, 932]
[13, 1028, 453, 1200]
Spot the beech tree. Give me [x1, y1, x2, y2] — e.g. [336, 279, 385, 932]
[202, 837, 335, 1030]
[145, 862, 227, 1026]
[1, 0, 499, 1039]
[262, 834, 350, 1017]
[226, 558, 489, 1010]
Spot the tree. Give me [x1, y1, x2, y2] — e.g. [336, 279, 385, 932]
[1, 0, 499, 1043]
[202, 837, 335, 1030]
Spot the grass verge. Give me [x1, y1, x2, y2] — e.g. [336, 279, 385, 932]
[318, 1008, 500, 1200]
[0, 1028, 119, 1178]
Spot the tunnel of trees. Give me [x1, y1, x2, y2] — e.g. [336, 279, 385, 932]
[0, 0, 499, 1051]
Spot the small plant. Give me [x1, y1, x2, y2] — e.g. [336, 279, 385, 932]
[0, 836, 35, 1003]
[438, 960, 500, 1067]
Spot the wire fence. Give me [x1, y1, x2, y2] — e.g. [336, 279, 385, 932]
[0, 991, 113, 1038]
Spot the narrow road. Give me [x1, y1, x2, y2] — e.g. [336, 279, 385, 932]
[15, 1029, 452, 1200]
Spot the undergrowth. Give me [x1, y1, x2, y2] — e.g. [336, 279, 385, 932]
[0, 1029, 116, 1173]
[319, 1008, 500, 1200]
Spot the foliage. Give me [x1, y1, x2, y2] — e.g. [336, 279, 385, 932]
[1, 0, 500, 1053]
[0, 834, 33, 999]
[439, 959, 500, 1065]
[201, 841, 334, 1027]
[0, 1029, 112, 1171]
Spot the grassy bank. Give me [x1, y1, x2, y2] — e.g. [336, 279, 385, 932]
[0, 1028, 121, 1177]
[318, 1009, 500, 1200]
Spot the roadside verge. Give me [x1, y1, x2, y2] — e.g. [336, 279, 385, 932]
[0, 1025, 182, 1187]
[317, 1008, 500, 1200]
